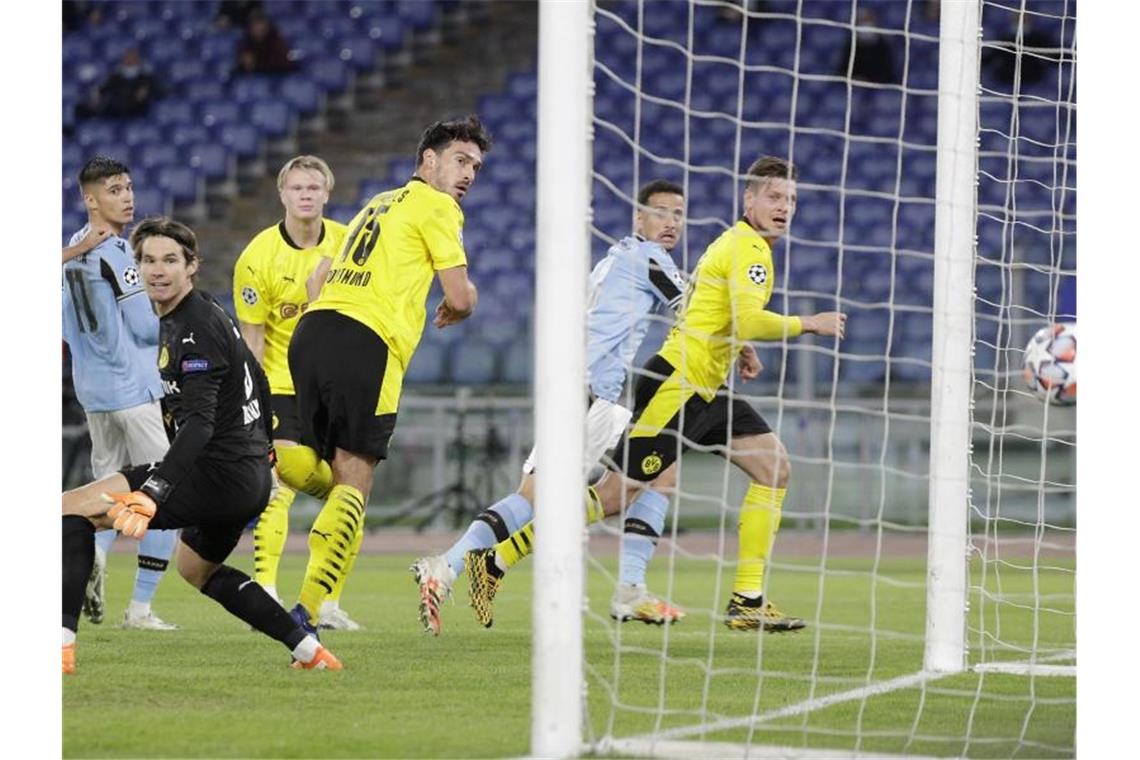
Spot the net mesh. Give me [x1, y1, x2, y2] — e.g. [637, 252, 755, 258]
[582, 0, 1075, 756]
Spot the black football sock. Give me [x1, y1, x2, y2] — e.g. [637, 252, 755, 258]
[62, 515, 96, 633]
[200, 565, 308, 650]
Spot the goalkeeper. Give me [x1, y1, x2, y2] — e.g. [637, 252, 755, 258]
[467, 157, 846, 632]
[412, 180, 758, 633]
[61, 217, 341, 674]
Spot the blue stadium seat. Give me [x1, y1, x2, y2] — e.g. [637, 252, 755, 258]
[200, 98, 243, 128]
[338, 36, 378, 71]
[217, 123, 262, 160]
[139, 143, 179, 170]
[187, 143, 233, 182]
[324, 203, 359, 224]
[397, 0, 438, 31]
[231, 76, 277, 103]
[501, 341, 531, 385]
[123, 122, 163, 148]
[309, 58, 351, 93]
[157, 166, 202, 203]
[448, 340, 499, 385]
[184, 78, 227, 102]
[278, 75, 323, 116]
[170, 123, 211, 148]
[404, 342, 447, 384]
[249, 100, 295, 139]
[131, 187, 170, 217]
[152, 99, 196, 128]
[75, 120, 119, 150]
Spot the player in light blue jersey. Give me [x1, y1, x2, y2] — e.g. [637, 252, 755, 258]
[62, 156, 179, 631]
[413, 180, 720, 633]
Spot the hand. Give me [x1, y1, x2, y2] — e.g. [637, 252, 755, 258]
[100, 491, 157, 539]
[736, 344, 763, 381]
[433, 298, 469, 328]
[78, 224, 112, 254]
[806, 311, 847, 339]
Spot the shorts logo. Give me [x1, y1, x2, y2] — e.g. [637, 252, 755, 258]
[158, 345, 169, 369]
[123, 266, 140, 286]
[241, 286, 259, 306]
[641, 453, 663, 476]
[747, 264, 768, 286]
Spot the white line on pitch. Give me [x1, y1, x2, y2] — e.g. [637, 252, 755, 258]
[622, 669, 947, 744]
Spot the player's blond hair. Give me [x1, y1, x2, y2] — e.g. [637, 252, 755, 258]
[277, 155, 335, 192]
[744, 156, 798, 189]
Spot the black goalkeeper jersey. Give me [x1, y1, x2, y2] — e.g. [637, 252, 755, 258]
[152, 289, 273, 496]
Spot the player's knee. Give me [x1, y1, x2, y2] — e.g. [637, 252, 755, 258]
[276, 444, 325, 495]
[650, 463, 678, 492]
[175, 545, 214, 590]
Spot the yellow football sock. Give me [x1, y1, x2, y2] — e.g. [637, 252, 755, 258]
[328, 511, 364, 604]
[276, 444, 334, 499]
[497, 487, 604, 570]
[298, 484, 365, 622]
[732, 484, 786, 598]
[253, 484, 295, 592]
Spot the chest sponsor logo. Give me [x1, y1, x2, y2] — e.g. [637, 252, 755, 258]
[279, 302, 310, 319]
[161, 378, 180, 395]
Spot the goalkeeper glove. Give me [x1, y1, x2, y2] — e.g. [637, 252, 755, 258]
[101, 491, 157, 539]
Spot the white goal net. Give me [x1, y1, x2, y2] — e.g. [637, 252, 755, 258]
[562, 0, 1077, 757]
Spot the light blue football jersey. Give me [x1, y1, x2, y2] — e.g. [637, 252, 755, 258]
[586, 235, 686, 403]
[62, 226, 163, 413]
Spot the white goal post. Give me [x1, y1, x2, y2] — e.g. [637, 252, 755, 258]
[532, 0, 1075, 756]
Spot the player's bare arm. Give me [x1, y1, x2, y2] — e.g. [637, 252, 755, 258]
[62, 224, 113, 264]
[434, 265, 478, 327]
[802, 311, 847, 339]
[307, 256, 332, 302]
[239, 320, 267, 363]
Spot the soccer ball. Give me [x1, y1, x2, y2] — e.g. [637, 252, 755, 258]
[1022, 323, 1076, 405]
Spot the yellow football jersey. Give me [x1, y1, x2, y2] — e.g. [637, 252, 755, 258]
[659, 220, 802, 398]
[308, 178, 467, 368]
[232, 219, 348, 394]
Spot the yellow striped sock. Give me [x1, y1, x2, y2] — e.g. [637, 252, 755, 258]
[298, 484, 365, 621]
[328, 509, 364, 603]
[732, 484, 786, 597]
[253, 485, 295, 590]
[497, 487, 605, 570]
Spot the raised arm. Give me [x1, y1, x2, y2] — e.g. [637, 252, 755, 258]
[306, 256, 332, 303]
[62, 225, 112, 264]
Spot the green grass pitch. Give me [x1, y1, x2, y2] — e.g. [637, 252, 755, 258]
[63, 547, 1074, 758]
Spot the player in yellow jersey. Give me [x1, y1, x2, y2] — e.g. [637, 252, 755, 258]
[284, 115, 491, 637]
[467, 156, 846, 632]
[231, 156, 360, 630]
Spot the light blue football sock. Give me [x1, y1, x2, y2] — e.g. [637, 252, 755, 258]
[132, 529, 178, 605]
[619, 489, 669, 586]
[94, 529, 116, 557]
[445, 493, 534, 576]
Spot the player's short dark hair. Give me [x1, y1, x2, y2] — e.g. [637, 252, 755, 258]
[415, 115, 493, 167]
[79, 155, 131, 188]
[637, 179, 684, 207]
[130, 217, 200, 267]
[745, 156, 798, 189]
